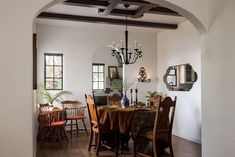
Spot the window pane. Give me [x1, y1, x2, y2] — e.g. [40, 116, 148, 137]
[99, 66, 104, 72]
[54, 66, 62, 78]
[54, 79, 62, 89]
[45, 54, 63, 90]
[99, 73, 104, 81]
[99, 82, 104, 89]
[46, 78, 53, 89]
[54, 56, 62, 65]
[46, 66, 53, 77]
[93, 66, 98, 72]
[93, 73, 98, 81]
[46, 56, 53, 65]
[93, 82, 98, 90]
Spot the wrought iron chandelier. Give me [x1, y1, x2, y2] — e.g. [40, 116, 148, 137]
[111, 4, 143, 65]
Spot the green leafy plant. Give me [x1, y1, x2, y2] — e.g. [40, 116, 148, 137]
[146, 90, 160, 98]
[37, 85, 73, 105]
[136, 101, 146, 106]
[111, 80, 134, 96]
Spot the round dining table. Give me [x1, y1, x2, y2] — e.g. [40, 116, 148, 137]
[97, 105, 157, 157]
[98, 105, 158, 134]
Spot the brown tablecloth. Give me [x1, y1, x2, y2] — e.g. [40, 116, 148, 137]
[98, 105, 157, 134]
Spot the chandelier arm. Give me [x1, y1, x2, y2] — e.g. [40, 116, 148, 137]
[130, 50, 138, 63]
[119, 51, 125, 64]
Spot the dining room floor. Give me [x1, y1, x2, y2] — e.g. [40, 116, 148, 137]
[36, 131, 201, 157]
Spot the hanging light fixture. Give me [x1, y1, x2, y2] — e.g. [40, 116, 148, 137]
[111, 4, 143, 65]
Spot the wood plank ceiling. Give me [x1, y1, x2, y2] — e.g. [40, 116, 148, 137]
[38, 0, 182, 30]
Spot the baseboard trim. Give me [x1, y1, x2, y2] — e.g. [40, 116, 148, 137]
[172, 130, 201, 144]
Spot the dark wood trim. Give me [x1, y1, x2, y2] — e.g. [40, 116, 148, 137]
[38, 12, 177, 29]
[149, 7, 181, 16]
[98, 8, 136, 17]
[98, 6, 181, 17]
[64, 0, 150, 7]
[64, 0, 109, 8]
[120, 0, 150, 6]
[33, 33, 37, 90]
[100, 0, 121, 16]
[64, 0, 181, 17]
[133, 5, 153, 18]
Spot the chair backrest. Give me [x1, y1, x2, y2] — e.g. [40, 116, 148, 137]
[109, 93, 121, 106]
[61, 100, 81, 108]
[38, 112, 51, 127]
[38, 103, 50, 113]
[148, 96, 161, 106]
[85, 95, 100, 128]
[61, 100, 85, 117]
[156, 96, 177, 133]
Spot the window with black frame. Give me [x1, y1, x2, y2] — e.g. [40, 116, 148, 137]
[92, 64, 105, 90]
[44, 53, 63, 90]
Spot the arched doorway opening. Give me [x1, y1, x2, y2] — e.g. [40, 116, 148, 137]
[34, 0, 207, 156]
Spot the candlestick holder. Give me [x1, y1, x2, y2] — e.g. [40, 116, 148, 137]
[135, 88, 138, 105]
[130, 89, 133, 105]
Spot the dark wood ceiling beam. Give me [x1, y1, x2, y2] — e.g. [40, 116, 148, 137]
[38, 12, 177, 29]
[64, 0, 109, 8]
[64, 0, 181, 17]
[133, 4, 153, 18]
[98, 8, 136, 17]
[149, 7, 181, 16]
[120, 0, 151, 6]
[100, 0, 121, 16]
[98, 7, 181, 17]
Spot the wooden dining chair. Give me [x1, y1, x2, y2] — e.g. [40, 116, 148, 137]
[38, 106, 68, 147]
[61, 100, 88, 138]
[109, 93, 121, 106]
[37, 103, 50, 141]
[133, 96, 177, 157]
[148, 96, 161, 106]
[38, 103, 51, 113]
[85, 94, 111, 156]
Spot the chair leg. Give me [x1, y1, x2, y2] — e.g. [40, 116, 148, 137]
[153, 139, 158, 157]
[57, 127, 62, 146]
[39, 128, 46, 148]
[75, 120, 79, 136]
[168, 138, 174, 157]
[70, 120, 73, 138]
[88, 130, 94, 151]
[96, 133, 101, 156]
[133, 140, 137, 157]
[63, 126, 69, 143]
[82, 119, 89, 135]
[95, 133, 98, 146]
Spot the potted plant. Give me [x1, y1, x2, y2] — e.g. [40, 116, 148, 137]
[146, 90, 161, 105]
[37, 85, 73, 106]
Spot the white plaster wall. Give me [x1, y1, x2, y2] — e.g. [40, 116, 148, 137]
[0, 1, 60, 157]
[157, 21, 201, 143]
[202, 0, 235, 156]
[36, 23, 158, 106]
